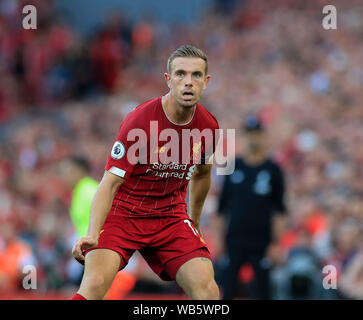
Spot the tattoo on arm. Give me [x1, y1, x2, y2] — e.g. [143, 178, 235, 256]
[199, 257, 211, 262]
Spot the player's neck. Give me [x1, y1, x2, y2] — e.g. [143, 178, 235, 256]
[244, 152, 267, 166]
[162, 93, 196, 125]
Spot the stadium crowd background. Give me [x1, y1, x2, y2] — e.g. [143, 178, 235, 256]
[1, 0, 363, 299]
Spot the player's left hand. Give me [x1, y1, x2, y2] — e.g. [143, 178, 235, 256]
[72, 236, 98, 263]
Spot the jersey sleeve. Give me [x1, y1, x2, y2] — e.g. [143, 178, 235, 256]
[105, 113, 143, 179]
[217, 175, 231, 216]
[271, 163, 287, 215]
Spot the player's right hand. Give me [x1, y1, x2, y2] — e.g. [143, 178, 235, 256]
[72, 236, 98, 263]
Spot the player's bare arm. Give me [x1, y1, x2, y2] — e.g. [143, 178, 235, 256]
[72, 170, 124, 262]
[188, 163, 212, 236]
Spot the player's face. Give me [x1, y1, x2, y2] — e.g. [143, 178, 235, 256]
[60, 160, 78, 187]
[165, 57, 210, 108]
[245, 131, 268, 154]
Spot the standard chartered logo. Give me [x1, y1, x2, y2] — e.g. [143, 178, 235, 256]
[186, 165, 196, 180]
[145, 162, 197, 180]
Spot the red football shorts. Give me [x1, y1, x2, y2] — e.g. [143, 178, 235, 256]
[82, 215, 211, 281]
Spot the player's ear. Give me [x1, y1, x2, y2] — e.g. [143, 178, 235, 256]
[203, 75, 211, 90]
[164, 73, 171, 89]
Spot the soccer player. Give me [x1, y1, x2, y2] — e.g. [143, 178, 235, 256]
[71, 45, 220, 300]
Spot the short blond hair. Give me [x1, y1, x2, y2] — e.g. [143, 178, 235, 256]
[167, 45, 208, 75]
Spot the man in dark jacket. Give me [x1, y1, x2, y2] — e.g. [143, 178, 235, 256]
[218, 115, 287, 300]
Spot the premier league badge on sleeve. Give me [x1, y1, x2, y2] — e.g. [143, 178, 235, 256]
[111, 141, 125, 160]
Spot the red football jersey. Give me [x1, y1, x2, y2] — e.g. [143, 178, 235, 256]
[105, 96, 219, 218]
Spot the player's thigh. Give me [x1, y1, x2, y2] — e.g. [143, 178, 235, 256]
[176, 256, 215, 292]
[80, 249, 122, 291]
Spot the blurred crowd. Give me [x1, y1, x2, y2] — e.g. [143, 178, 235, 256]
[1, 0, 363, 299]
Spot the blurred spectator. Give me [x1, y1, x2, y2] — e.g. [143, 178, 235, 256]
[0, 224, 35, 292]
[61, 156, 98, 238]
[271, 229, 325, 300]
[339, 227, 363, 299]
